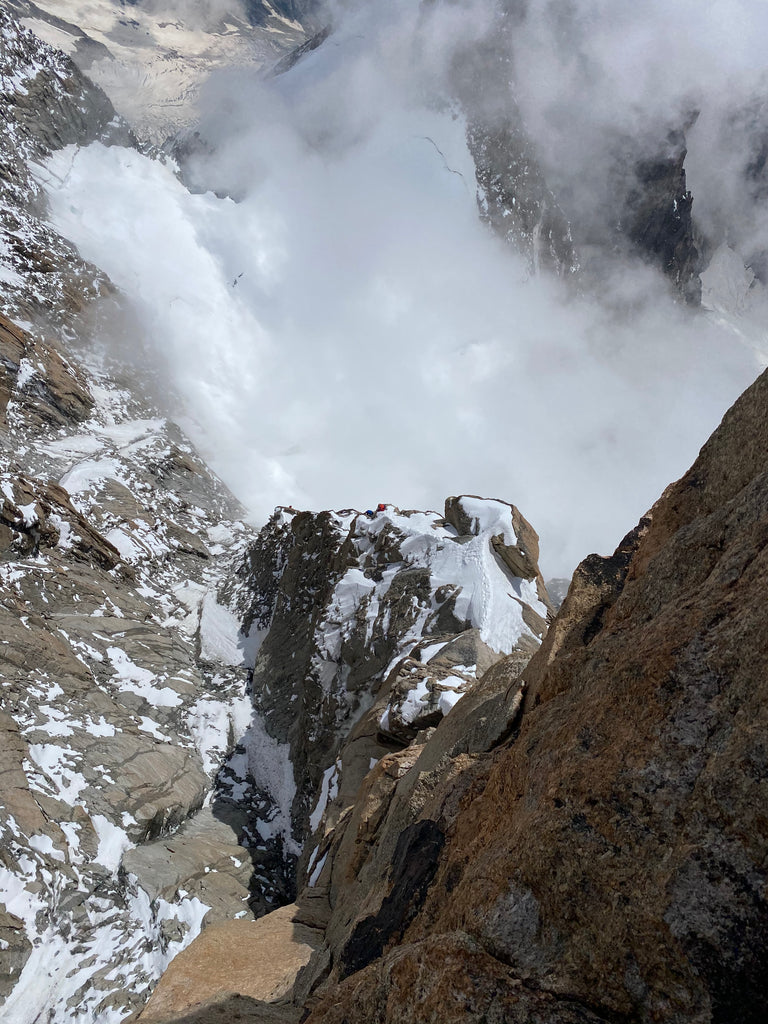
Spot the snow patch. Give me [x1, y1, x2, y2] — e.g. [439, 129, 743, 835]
[107, 647, 182, 707]
[92, 814, 134, 874]
[241, 714, 299, 857]
[199, 591, 245, 666]
[309, 760, 340, 835]
[187, 693, 252, 775]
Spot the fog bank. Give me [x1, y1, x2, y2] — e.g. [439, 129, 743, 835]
[40, 0, 766, 577]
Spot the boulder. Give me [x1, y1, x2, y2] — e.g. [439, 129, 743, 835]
[136, 905, 322, 1023]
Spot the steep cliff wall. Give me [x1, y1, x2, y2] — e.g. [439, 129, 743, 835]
[135, 362, 768, 1024]
[0, 14, 269, 1019]
[301, 367, 768, 1022]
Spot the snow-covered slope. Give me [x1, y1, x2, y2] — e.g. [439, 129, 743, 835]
[7, 0, 313, 144]
[0, 331, 263, 1021]
[0, 13, 276, 1019]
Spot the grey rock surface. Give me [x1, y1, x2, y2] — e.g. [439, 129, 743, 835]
[233, 496, 551, 888]
[0, 15, 271, 1019]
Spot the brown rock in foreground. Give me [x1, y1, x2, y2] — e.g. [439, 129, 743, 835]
[305, 366, 768, 1024]
[137, 906, 322, 1023]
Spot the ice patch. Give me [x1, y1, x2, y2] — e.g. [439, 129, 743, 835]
[456, 496, 517, 546]
[308, 851, 327, 888]
[28, 833, 65, 863]
[309, 759, 340, 835]
[437, 688, 464, 716]
[199, 591, 245, 666]
[187, 693, 252, 776]
[399, 677, 430, 725]
[419, 640, 449, 662]
[59, 457, 125, 494]
[92, 814, 134, 874]
[137, 715, 170, 741]
[241, 714, 299, 857]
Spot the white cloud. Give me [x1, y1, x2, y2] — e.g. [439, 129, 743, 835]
[39, 0, 764, 578]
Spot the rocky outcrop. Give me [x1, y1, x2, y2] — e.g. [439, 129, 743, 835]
[132, 494, 554, 1023]
[466, 112, 579, 280]
[0, 312, 94, 428]
[225, 497, 552, 890]
[610, 128, 701, 304]
[137, 905, 322, 1022]
[295, 365, 768, 1022]
[0, 9, 133, 329]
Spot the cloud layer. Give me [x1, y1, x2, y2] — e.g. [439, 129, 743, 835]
[40, 0, 765, 577]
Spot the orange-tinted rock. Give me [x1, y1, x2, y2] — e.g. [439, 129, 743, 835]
[306, 368, 768, 1022]
[138, 906, 322, 1023]
[306, 934, 611, 1024]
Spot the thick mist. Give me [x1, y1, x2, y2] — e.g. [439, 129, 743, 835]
[40, 0, 765, 577]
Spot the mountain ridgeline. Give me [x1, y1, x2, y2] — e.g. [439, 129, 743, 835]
[0, 5, 766, 1024]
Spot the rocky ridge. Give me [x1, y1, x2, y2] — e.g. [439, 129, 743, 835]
[229, 497, 553, 878]
[134, 493, 557, 1023]
[0, 292, 270, 1017]
[137, 316, 768, 1024]
[0, 308, 266, 1019]
[0, 12, 277, 1020]
[5, 0, 316, 145]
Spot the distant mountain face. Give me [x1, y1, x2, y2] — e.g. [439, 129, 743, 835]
[242, 0, 322, 27]
[4, 0, 316, 143]
[1, 0, 743, 305]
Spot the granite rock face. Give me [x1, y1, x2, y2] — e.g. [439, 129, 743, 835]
[137, 905, 322, 1023]
[299, 367, 768, 1023]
